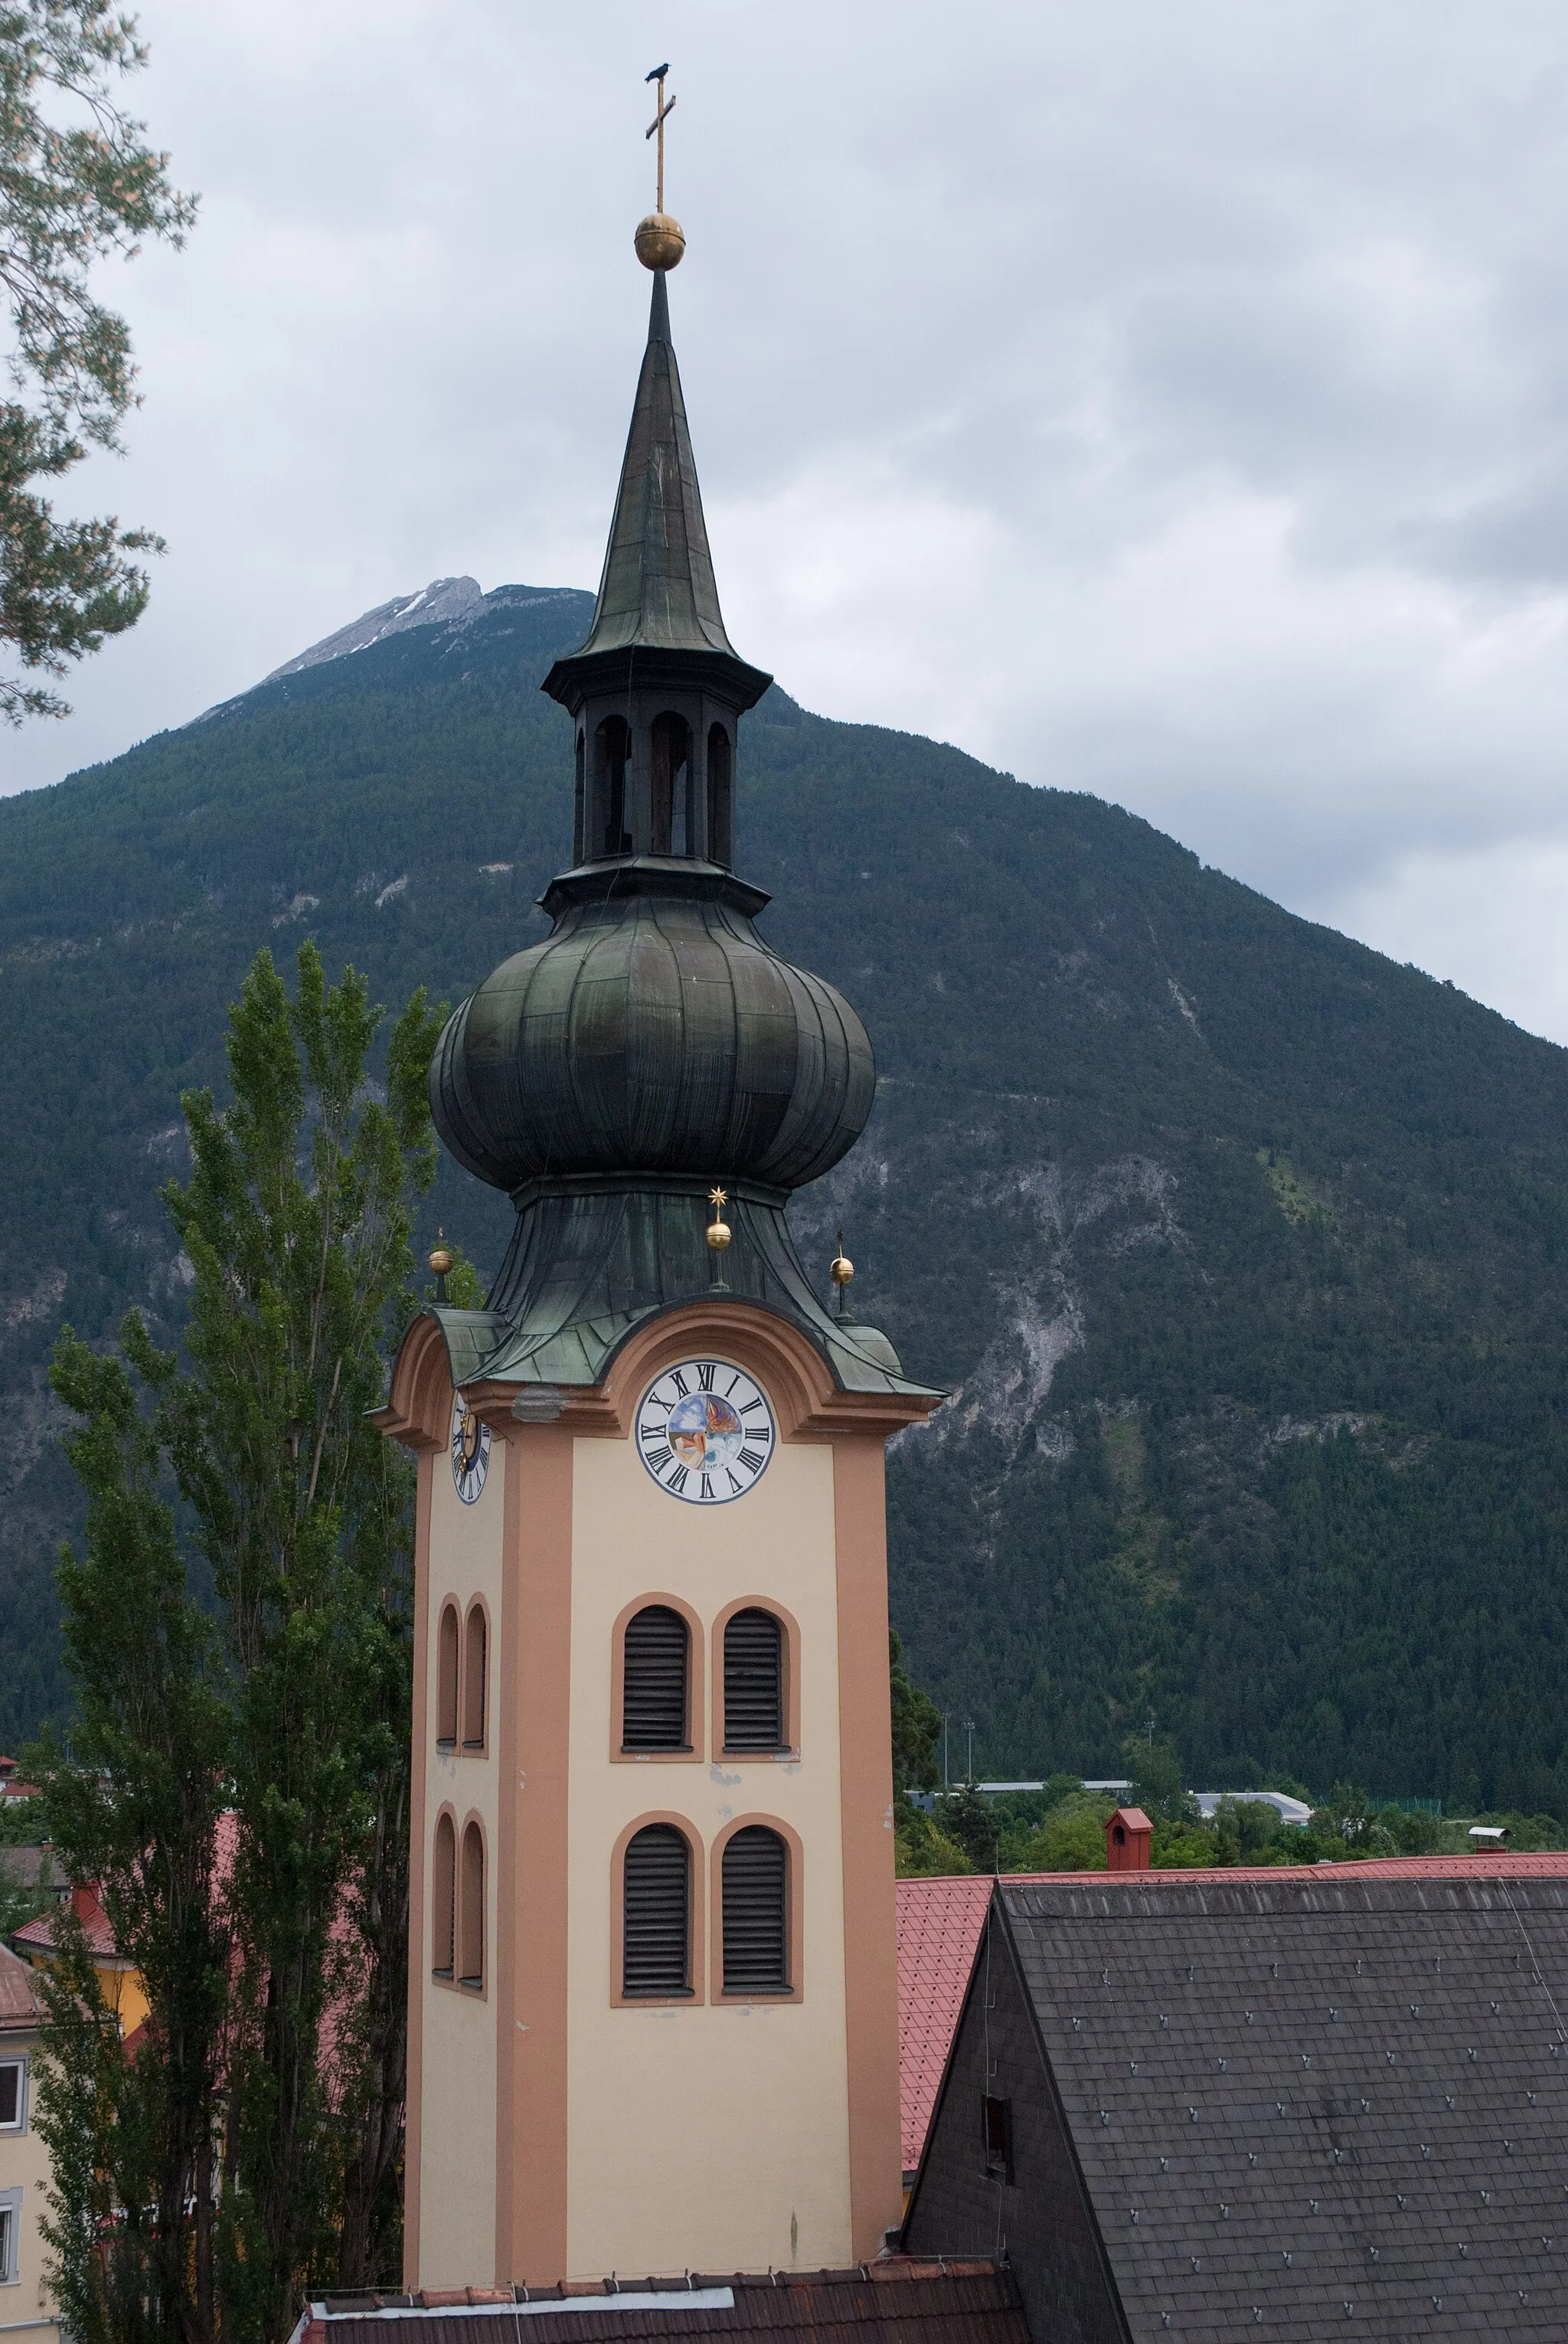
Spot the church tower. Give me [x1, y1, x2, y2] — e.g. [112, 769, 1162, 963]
[377, 154, 941, 2291]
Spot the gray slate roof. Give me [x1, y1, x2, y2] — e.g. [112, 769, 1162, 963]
[906, 1872, 1568, 2340]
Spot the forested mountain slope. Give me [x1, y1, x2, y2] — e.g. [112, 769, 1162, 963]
[2, 582, 1566, 1809]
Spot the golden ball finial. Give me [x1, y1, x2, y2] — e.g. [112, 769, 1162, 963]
[707, 1184, 732, 1251]
[428, 1243, 454, 1277]
[635, 212, 685, 270]
[830, 1230, 854, 1289]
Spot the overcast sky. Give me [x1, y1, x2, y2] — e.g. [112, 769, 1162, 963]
[8, 2, 1568, 1038]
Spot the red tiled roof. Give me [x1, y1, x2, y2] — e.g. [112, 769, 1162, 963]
[0, 1940, 46, 2031]
[893, 1851, 1568, 2172]
[296, 2264, 1029, 2344]
[896, 1877, 993, 2172]
[14, 1879, 118, 1960]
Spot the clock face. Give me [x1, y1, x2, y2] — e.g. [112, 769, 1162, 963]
[450, 1393, 492, 1505]
[636, 1361, 775, 1505]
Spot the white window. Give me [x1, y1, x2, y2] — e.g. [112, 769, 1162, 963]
[0, 2189, 19, 2285]
[0, 2061, 22, 2131]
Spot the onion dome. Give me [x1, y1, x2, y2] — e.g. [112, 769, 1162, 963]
[431, 861, 873, 1196]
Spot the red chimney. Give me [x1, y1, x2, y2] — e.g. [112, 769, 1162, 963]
[1106, 1806, 1152, 1872]
[70, 1881, 103, 1926]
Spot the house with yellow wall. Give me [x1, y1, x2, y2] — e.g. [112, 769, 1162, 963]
[13, 1881, 150, 2042]
[0, 1938, 58, 2336]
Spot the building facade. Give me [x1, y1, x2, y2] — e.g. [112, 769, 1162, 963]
[377, 253, 940, 2290]
[0, 1940, 57, 2336]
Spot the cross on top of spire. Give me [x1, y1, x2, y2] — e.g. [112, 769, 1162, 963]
[635, 66, 685, 273]
[645, 64, 675, 215]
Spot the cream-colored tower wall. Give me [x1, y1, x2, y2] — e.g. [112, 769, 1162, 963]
[417, 1434, 506, 2290]
[564, 1424, 851, 2277]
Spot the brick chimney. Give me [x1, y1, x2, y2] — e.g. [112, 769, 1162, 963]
[1106, 1806, 1152, 1872]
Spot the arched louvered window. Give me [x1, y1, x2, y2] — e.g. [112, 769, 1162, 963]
[723, 1608, 784, 1752]
[651, 713, 691, 856]
[459, 1821, 485, 1989]
[722, 1825, 789, 1994]
[707, 724, 733, 865]
[432, 1813, 456, 1978]
[622, 1824, 691, 1997]
[622, 1606, 690, 1751]
[436, 1603, 459, 1748]
[462, 1605, 487, 1751]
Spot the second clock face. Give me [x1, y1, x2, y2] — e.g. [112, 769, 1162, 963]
[636, 1361, 775, 1504]
[450, 1393, 491, 1505]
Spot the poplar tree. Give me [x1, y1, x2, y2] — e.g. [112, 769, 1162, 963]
[0, 2, 195, 719]
[34, 943, 443, 2341]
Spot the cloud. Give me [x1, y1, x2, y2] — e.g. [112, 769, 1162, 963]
[7, 0, 1568, 1034]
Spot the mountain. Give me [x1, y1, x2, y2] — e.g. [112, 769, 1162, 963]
[3, 581, 1568, 1811]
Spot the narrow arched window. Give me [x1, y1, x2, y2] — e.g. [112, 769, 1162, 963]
[432, 1814, 456, 1978]
[722, 1826, 789, 1993]
[707, 724, 733, 865]
[595, 717, 632, 856]
[622, 1606, 690, 1751]
[459, 1822, 485, 1989]
[622, 1825, 691, 1996]
[651, 713, 691, 856]
[436, 1603, 459, 1748]
[573, 727, 586, 863]
[462, 1606, 487, 1751]
[723, 1608, 784, 1752]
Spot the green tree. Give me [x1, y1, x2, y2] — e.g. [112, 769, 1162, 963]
[28, 1320, 230, 2344]
[0, 2, 195, 719]
[33, 943, 442, 2342]
[890, 1627, 940, 1793]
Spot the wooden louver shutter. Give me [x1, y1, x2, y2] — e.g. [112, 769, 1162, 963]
[622, 1825, 690, 1996]
[724, 1608, 784, 1750]
[722, 1825, 789, 1993]
[622, 1606, 689, 1749]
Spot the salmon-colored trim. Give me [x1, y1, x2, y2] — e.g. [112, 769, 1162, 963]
[436, 1597, 460, 1750]
[492, 1430, 520, 2284]
[404, 1445, 435, 2288]
[833, 1430, 904, 2259]
[429, 1803, 459, 1986]
[609, 1593, 706, 1763]
[710, 1813, 805, 2003]
[710, 1595, 802, 1759]
[374, 1312, 456, 1450]
[447, 1306, 940, 1444]
[462, 1595, 492, 1754]
[609, 1813, 707, 2007]
[500, 1421, 572, 2287]
[457, 1812, 488, 1996]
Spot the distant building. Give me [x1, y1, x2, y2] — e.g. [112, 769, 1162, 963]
[13, 1881, 150, 2045]
[0, 1940, 57, 2335]
[901, 1854, 1568, 2340]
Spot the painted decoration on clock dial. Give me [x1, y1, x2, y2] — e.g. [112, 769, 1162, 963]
[637, 1361, 774, 1504]
[450, 1393, 491, 1505]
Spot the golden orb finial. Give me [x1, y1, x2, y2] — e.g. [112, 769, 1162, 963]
[635, 214, 685, 271]
[706, 1184, 732, 1251]
[830, 1228, 854, 1315]
[428, 1234, 454, 1278]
